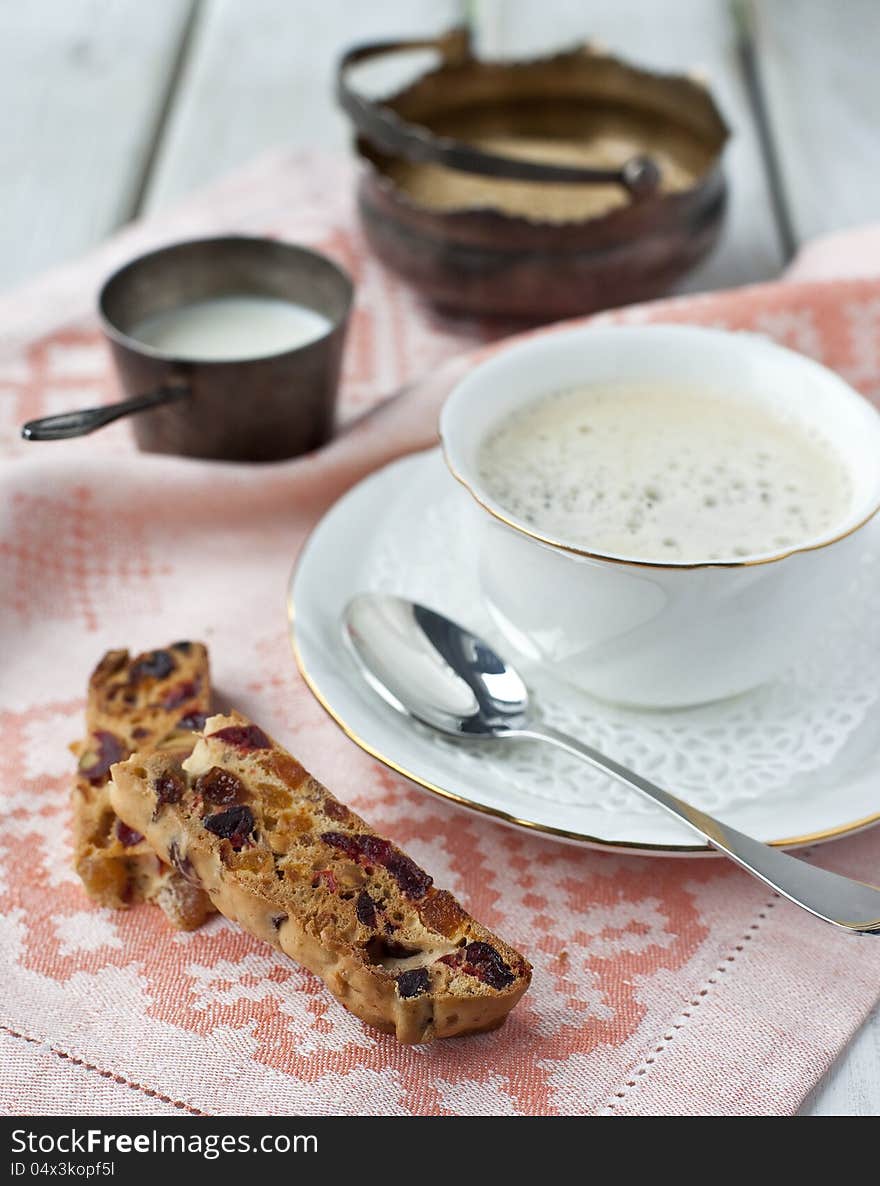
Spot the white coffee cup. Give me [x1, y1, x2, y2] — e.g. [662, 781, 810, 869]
[440, 325, 880, 707]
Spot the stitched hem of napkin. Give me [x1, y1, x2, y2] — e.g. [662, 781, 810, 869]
[596, 893, 780, 1115]
[1, 1024, 209, 1116]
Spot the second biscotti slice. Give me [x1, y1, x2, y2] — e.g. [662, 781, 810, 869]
[109, 711, 531, 1042]
[72, 642, 215, 928]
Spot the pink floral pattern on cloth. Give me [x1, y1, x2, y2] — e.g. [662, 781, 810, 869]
[2, 151, 880, 1116]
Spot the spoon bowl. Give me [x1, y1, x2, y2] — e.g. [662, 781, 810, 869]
[344, 594, 529, 736]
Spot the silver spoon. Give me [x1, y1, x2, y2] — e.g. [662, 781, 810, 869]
[343, 593, 880, 935]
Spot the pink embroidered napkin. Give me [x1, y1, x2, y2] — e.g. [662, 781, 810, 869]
[2, 151, 880, 1117]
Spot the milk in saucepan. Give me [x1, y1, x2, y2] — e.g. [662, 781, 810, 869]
[477, 384, 853, 562]
[131, 295, 331, 362]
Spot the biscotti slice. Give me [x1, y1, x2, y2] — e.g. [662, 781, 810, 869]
[109, 711, 531, 1042]
[72, 642, 215, 929]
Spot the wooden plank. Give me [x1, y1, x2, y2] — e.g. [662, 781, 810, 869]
[740, 0, 880, 1114]
[143, 0, 463, 213]
[471, 0, 786, 291]
[0, 0, 194, 292]
[750, 0, 880, 245]
[802, 1007, 880, 1116]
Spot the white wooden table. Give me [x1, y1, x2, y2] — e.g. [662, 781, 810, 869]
[2, 0, 878, 1115]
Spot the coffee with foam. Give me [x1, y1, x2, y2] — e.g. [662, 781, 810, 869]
[477, 384, 853, 563]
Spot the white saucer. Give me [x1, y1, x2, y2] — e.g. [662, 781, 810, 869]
[288, 448, 880, 855]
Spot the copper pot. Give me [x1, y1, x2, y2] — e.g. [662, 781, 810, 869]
[22, 237, 353, 461]
[338, 28, 729, 320]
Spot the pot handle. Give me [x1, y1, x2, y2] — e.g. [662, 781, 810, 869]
[22, 384, 189, 441]
[337, 26, 661, 200]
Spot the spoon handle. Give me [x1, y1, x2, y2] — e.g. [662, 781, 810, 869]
[523, 724, 880, 934]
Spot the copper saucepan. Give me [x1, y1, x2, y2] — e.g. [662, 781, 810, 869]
[22, 236, 354, 463]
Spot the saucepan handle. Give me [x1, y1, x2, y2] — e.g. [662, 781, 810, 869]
[21, 384, 189, 441]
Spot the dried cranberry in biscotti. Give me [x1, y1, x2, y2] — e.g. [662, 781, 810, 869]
[130, 650, 176, 683]
[355, 890, 378, 927]
[321, 797, 351, 823]
[161, 679, 199, 709]
[320, 832, 433, 900]
[115, 820, 144, 847]
[463, 941, 515, 989]
[311, 869, 338, 892]
[384, 850, 432, 899]
[441, 941, 515, 990]
[78, 731, 125, 784]
[195, 766, 245, 805]
[396, 968, 430, 998]
[208, 724, 271, 752]
[204, 804, 255, 849]
[176, 711, 208, 732]
[153, 770, 184, 809]
[358, 835, 432, 899]
[319, 831, 359, 860]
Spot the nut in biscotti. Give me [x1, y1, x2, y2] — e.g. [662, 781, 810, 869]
[71, 642, 215, 929]
[109, 711, 531, 1042]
